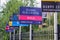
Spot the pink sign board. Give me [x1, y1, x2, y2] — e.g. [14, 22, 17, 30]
[19, 15, 42, 21]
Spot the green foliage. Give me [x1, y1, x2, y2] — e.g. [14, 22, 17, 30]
[30, 0, 35, 6]
[22, 27, 29, 32]
[32, 25, 38, 31]
[50, 15, 54, 25]
[0, 0, 38, 40]
[1, 0, 24, 28]
[58, 12, 60, 24]
[0, 0, 24, 40]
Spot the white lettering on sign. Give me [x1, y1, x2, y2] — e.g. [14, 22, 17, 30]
[26, 9, 36, 12]
[22, 11, 39, 15]
[21, 21, 32, 23]
[56, 5, 60, 9]
[27, 17, 35, 20]
[43, 5, 54, 9]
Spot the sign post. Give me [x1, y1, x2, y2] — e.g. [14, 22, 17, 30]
[42, 1, 59, 40]
[10, 32, 11, 40]
[13, 29, 15, 40]
[19, 7, 42, 40]
[9, 21, 28, 40]
[19, 26, 21, 40]
[30, 24, 32, 40]
[54, 12, 58, 40]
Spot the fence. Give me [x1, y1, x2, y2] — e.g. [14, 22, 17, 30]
[21, 31, 54, 40]
[10, 30, 54, 40]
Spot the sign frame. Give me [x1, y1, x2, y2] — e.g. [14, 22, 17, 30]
[19, 7, 42, 24]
